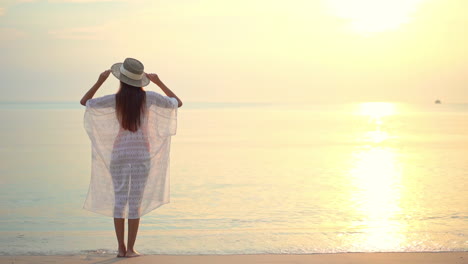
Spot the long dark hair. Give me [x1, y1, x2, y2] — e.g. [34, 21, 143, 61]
[115, 81, 146, 132]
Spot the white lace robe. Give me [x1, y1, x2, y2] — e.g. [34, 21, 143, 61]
[83, 91, 177, 219]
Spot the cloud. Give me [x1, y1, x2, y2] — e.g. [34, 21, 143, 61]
[48, 24, 109, 39]
[0, 8, 4, 16]
[0, 28, 26, 40]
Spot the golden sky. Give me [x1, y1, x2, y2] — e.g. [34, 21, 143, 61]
[1, 0, 467, 103]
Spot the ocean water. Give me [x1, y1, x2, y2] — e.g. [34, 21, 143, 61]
[0, 101, 466, 255]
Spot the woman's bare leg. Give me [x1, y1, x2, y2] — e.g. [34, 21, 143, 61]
[113, 218, 126, 257]
[126, 218, 141, 257]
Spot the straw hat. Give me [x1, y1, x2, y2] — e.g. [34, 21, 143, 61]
[111, 58, 150, 87]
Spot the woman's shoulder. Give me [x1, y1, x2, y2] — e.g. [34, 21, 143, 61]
[145, 91, 165, 102]
[145, 91, 177, 108]
[97, 94, 116, 100]
[87, 94, 116, 108]
[145, 90, 159, 97]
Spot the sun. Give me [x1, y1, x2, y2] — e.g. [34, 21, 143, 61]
[326, 0, 423, 35]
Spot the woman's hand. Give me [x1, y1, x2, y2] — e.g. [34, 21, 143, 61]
[98, 69, 111, 83]
[80, 70, 111, 106]
[146, 73, 161, 84]
[146, 72, 183, 107]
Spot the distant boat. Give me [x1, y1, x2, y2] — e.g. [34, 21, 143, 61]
[435, 99, 441, 104]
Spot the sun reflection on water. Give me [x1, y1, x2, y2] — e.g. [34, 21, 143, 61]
[359, 102, 396, 118]
[357, 102, 397, 144]
[348, 102, 406, 251]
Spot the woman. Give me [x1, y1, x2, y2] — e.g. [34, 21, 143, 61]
[80, 58, 182, 258]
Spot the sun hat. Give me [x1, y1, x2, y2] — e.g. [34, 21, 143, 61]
[111, 58, 150, 87]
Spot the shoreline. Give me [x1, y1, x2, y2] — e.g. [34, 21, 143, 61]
[1, 252, 467, 264]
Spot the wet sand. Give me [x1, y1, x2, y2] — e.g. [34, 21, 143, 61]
[1, 252, 467, 264]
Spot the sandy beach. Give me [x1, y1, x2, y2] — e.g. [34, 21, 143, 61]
[1, 252, 467, 264]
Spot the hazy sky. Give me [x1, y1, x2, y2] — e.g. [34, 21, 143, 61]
[1, 0, 467, 103]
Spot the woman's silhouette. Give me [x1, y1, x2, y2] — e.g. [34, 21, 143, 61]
[80, 58, 182, 258]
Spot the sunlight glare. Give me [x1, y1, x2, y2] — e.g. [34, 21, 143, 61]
[358, 102, 396, 118]
[348, 101, 406, 250]
[357, 103, 397, 143]
[326, 0, 423, 34]
[349, 147, 405, 250]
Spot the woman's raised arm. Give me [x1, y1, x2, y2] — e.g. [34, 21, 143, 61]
[146, 73, 183, 108]
[80, 70, 111, 106]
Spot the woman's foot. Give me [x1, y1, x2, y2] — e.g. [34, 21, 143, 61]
[117, 245, 126, 258]
[126, 249, 141, 258]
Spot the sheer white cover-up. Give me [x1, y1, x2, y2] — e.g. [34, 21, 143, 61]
[83, 91, 177, 219]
